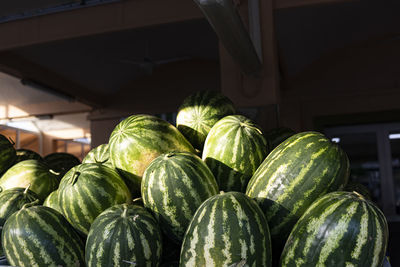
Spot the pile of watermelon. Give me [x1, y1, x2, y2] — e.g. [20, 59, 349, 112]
[0, 90, 389, 266]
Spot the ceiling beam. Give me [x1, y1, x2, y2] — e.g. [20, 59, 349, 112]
[0, 0, 356, 51]
[0, 0, 203, 51]
[275, 0, 357, 9]
[0, 51, 102, 107]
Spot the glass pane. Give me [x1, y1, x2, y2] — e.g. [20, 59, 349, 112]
[329, 132, 381, 207]
[390, 131, 400, 214]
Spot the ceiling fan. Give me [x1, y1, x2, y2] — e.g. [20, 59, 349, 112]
[116, 41, 191, 75]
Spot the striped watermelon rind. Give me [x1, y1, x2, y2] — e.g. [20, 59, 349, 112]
[202, 115, 268, 192]
[179, 191, 272, 267]
[2, 205, 85, 267]
[85, 203, 163, 267]
[109, 114, 195, 196]
[280, 191, 388, 267]
[0, 159, 59, 201]
[43, 190, 62, 214]
[176, 90, 236, 150]
[82, 144, 113, 169]
[142, 151, 219, 243]
[246, 131, 350, 254]
[0, 187, 40, 257]
[57, 163, 132, 235]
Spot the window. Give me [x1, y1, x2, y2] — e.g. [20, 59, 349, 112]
[325, 123, 400, 220]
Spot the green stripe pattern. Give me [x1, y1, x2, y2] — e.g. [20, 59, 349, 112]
[176, 90, 236, 150]
[43, 190, 62, 214]
[142, 152, 219, 243]
[85, 204, 162, 267]
[246, 131, 350, 253]
[0, 159, 59, 201]
[2, 205, 85, 267]
[202, 115, 268, 192]
[0, 187, 40, 256]
[44, 152, 81, 178]
[280, 191, 388, 267]
[180, 192, 272, 267]
[15, 149, 42, 164]
[0, 134, 16, 175]
[83, 144, 113, 169]
[109, 114, 195, 196]
[57, 163, 132, 235]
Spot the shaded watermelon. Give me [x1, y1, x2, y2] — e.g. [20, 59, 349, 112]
[82, 144, 113, 168]
[264, 127, 295, 151]
[180, 192, 272, 267]
[0, 159, 59, 201]
[246, 132, 350, 260]
[15, 149, 42, 164]
[44, 152, 80, 178]
[0, 187, 40, 256]
[85, 204, 162, 267]
[109, 114, 195, 196]
[280, 191, 388, 267]
[142, 152, 218, 243]
[2, 205, 85, 267]
[0, 134, 16, 175]
[202, 115, 268, 192]
[176, 90, 236, 150]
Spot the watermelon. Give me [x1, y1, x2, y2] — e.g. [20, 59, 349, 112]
[0, 187, 40, 256]
[202, 115, 268, 192]
[344, 181, 372, 200]
[109, 114, 195, 196]
[44, 152, 80, 178]
[2, 205, 85, 267]
[0, 159, 59, 201]
[246, 131, 350, 256]
[0, 134, 16, 175]
[176, 90, 236, 150]
[15, 149, 42, 163]
[280, 191, 388, 267]
[57, 163, 132, 235]
[85, 203, 162, 267]
[82, 144, 113, 168]
[180, 191, 272, 267]
[43, 190, 62, 213]
[142, 152, 219, 243]
[264, 127, 295, 151]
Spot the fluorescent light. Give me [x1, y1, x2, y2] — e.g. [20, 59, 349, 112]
[389, 133, 400, 139]
[331, 137, 340, 143]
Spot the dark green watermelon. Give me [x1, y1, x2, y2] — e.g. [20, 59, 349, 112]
[280, 191, 388, 267]
[44, 152, 80, 178]
[2, 205, 85, 266]
[264, 127, 295, 151]
[0, 187, 40, 256]
[15, 149, 42, 164]
[85, 204, 162, 267]
[0, 134, 16, 175]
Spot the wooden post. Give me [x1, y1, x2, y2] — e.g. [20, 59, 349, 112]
[220, 0, 280, 131]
